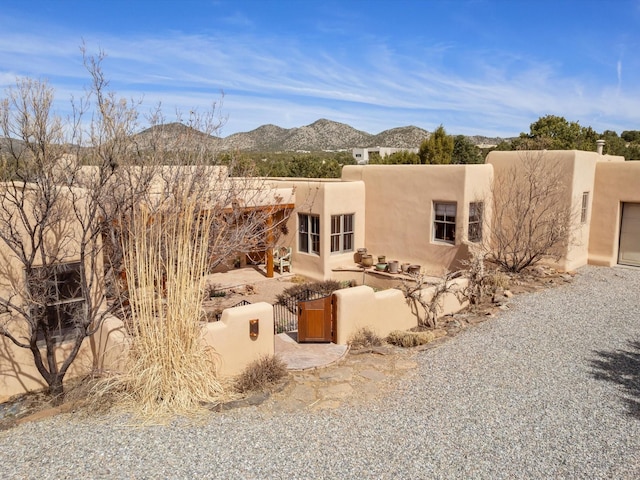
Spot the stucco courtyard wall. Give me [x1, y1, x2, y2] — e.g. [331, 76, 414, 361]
[333, 279, 468, 345]
[341, 164, 493, 275]
[202, 302, 275, 376]
[589, 160, 640, 266]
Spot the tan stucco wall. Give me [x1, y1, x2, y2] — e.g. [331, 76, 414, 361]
[202, 302, 275, 376]
[333, 286, 416, 344]
[270, 179, 366, 281]
[0, 314, 125, 402]
[589, 161, 640, 266]
[333, 280, 468, 345]
[0, 184, 114, 401]
[341, 164, 493, 275]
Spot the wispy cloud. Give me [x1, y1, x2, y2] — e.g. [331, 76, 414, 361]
[0, 16, 638, 138]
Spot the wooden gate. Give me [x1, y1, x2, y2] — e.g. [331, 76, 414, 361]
[297, 294, 336, 343]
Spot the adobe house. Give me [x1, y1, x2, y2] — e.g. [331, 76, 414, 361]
[0, 167, 295, 402]
[272, 146, 638, 279]
[2, 147, 639, 401]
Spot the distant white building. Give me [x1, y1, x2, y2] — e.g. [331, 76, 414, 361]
[352, 147, 419, 164]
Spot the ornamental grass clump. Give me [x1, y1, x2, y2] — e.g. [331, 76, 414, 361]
[100, 198, 224, 417]
[386, 330, 436, 348]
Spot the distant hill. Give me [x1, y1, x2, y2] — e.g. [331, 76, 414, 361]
[133, 122, 222, 149]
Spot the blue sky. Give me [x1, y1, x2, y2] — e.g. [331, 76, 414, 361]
[1, 0, 639, 138]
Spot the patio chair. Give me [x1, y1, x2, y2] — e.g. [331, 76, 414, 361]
[274, 246, 292, 273]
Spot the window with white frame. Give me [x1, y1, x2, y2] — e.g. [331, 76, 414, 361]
[28, 262, 85, 343]
[434, 202, 456, 243]
[581, 192, 589, 223]
[298, 213, 320, 255]
[330, 214, 354, 253]
[468, 202, 483, 242]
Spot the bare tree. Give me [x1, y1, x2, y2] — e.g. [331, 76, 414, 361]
[399, 271, 463, 329]
[0, 49, 291, 403]
[486, 151, 578, 273]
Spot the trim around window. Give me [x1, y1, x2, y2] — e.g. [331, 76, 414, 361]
[330, 214, 354, 254]
[298, 213, 320, 255]
[433, 202, 456, 244]
[28, 262, 86, 344]
[581, 192, 589, 224]
[468, 202, 483, 243]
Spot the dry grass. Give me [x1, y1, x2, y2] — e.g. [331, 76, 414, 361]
[93, 198, 224, 418]
[348, 327, 384, 349]
[235, 355, 288, 393]
[386, 330, 436, 348]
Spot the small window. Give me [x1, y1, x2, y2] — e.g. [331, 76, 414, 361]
[27, 262, 85, 344]
[468, 202, 483, 242]
[581, 192, 589, 223]
[330, 214, 354, 253]
[298, 213, 320, 255]
[434, 202, 457, 243]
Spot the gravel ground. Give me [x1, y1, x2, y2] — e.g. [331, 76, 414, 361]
[2, 265, 640, 479]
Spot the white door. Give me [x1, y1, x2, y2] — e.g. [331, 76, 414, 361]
[618, 203, 640, 267]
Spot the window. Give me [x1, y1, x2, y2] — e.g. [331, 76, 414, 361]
[28, 262, 85, 343]
[434, 202, 456, 243]
[330, 214, 354, 253]
[581, 192, 589, 224]
[298, 213, 320, 255]
[468, 202, 483, 242]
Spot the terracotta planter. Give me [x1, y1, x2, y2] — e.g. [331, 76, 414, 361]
[377, 255, 386, 264]
[361, 254, 374, 267]
[401, 262, 411, 273]
[408, 264, 421, 275]
[355, 247, 367, 263]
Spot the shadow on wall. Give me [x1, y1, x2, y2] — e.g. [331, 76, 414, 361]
[590, 340, 640, 419]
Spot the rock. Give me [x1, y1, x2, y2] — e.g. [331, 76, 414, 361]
[319, 367, 353, 382]
[358, 370, 387, 381]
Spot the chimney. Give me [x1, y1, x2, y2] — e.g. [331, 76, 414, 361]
[596, 139, 605, 155]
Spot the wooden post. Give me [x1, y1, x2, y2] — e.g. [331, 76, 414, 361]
[266, 214, 274, 278]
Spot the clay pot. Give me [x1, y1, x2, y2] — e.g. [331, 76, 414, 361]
[361, 254, 374, 267]
[401, 262, 411, 273]
[377, 255, 386, 264]
[408, 264, 421, 275]
[375, 263, 388, 271]
[355, 247, 367, 263]
[388, 260, 399, 274]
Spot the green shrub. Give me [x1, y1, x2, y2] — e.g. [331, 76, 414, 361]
[386, 330, 436, 348]
[235, 355, 288, 393]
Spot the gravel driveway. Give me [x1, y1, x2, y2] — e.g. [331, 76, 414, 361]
[2, 266, 639, 479]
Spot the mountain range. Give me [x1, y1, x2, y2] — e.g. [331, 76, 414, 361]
[138, 119, 508, 152]
[1, 119, 508, 154]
